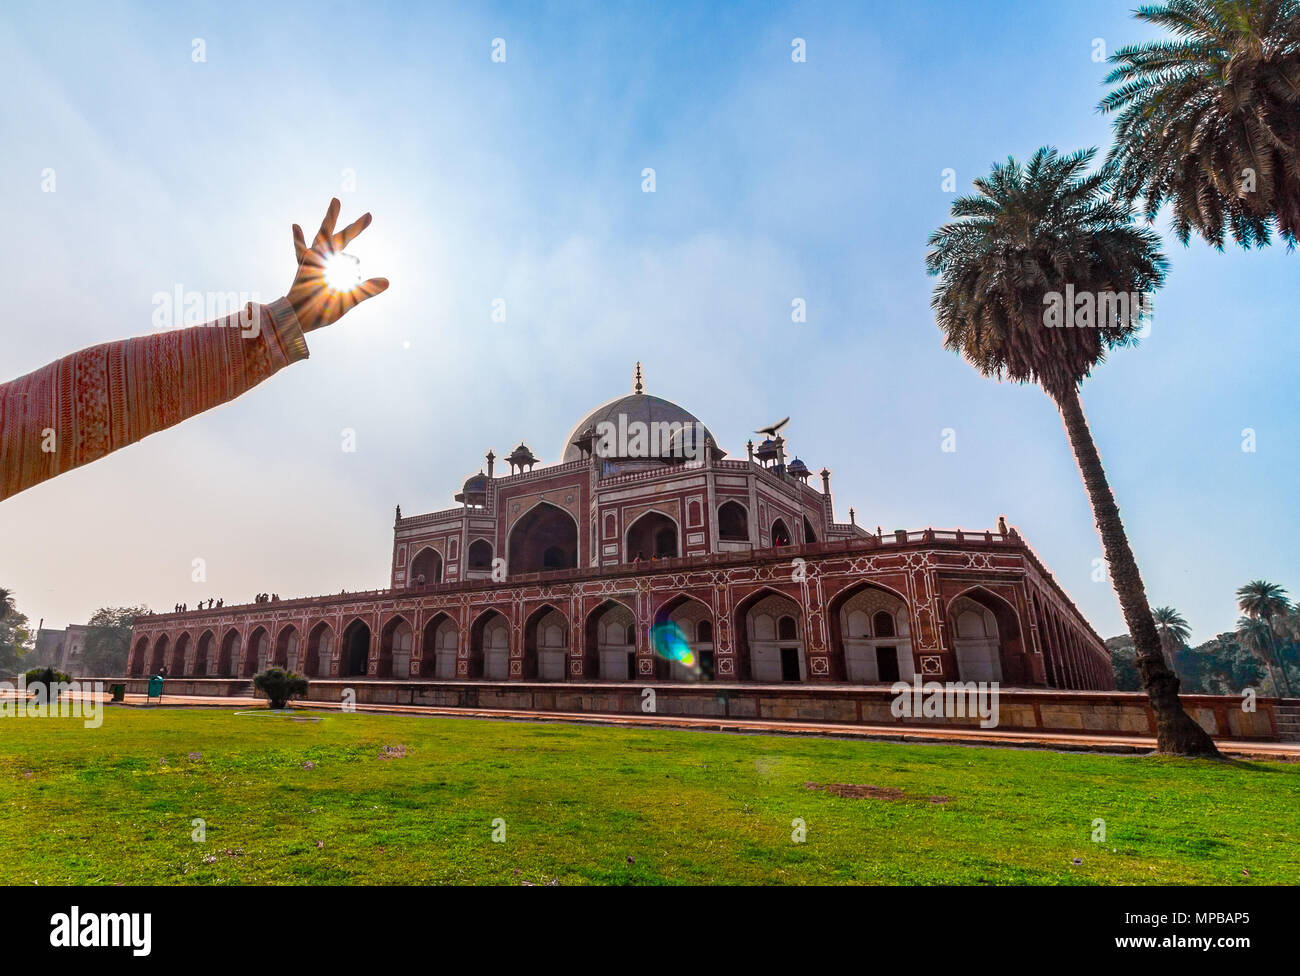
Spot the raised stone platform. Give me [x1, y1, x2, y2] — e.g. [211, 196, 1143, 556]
[102, 677, 1292, 742]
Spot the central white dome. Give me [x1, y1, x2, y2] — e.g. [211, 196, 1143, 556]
[561, 392, 718, 462]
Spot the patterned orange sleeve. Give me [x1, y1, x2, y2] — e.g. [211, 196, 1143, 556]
[0, 298, 308, 501]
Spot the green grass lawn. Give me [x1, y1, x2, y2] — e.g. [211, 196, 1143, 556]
[1, 706, 1297, 885]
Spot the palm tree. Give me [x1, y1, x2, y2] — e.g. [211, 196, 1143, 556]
[1236, 579, 1294, 694]
[0, 588, 13, 624]
[1153, 606, 1192, 670]
[1236, 614, 1282, 694]
[1100, 0, 1300, 248]
[926, 146, 1220, 757]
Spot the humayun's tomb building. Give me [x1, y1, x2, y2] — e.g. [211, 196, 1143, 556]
[127, 368, 1115, 696]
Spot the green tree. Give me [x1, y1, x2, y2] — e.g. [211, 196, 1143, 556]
[1235, 615, 1282, 694]
[1235, 580, 1294, 694]
[253, 667, 309, 710]
[1153, 606, 1192, 670]
[1107, 635, 1143, 690]
[82, 606, 147, 676]
[1101, 0, 1300, 248]
[926, 146, 1219, 757]
[1179, 630, 1269, 693]
[0, 590, 33, 678]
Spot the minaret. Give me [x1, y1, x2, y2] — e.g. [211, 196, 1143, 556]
[634, 362, 643, 395]
[819, 467, 834, 528]
[486, 450, 496, 479]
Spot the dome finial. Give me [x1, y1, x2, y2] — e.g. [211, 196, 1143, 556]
[633, 362, 643, 395]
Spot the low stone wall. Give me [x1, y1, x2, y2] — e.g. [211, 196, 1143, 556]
[113, 677, 255, 698]
[97, 677, 1288, 742]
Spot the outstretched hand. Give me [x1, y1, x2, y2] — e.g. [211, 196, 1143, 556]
[286, 198, 389, 332]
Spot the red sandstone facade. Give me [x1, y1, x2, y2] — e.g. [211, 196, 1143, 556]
[128, 377, 1114, 691]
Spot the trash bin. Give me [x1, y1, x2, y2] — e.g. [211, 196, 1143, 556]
[109, 683, 125, 702]
[147, 675, 164, 702]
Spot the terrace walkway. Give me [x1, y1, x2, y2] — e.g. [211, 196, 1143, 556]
[88, 689, 1300, 761]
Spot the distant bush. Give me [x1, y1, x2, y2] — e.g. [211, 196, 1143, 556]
[252, 668, 309, 710]
[25, 666, 72, 698]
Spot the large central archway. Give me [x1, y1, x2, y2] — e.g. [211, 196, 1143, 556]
[507, 503, 579, 575]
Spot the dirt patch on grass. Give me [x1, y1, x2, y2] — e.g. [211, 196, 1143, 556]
[805, 781, 951, 804]
[377, 744, 408, 760]
[805, 781, 906, 800]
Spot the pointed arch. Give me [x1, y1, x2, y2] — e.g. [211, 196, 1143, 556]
[770, 518, 792, 548]
[469, 608, 510, 679]
[466, 539, 494, 571]
[803, 515, 817, 544]
[421, 611, 458, 678]
[194, 630, 215, 676]
[733, 586, 804, 682]
[508, 502, 579, 574]
[828, 580, 913, 683]
[625, 509, 680, 561]
[651, 593, 715, 681]
[217, 628, 240, 676]
[524, 603, 569, 681]
[274, 624, 299, 670]
[304, 621, 334, 677]
[409, 547, 443, 586]
[378, 614, 414, 678]
[170, 633, 191, 675]
[129, 636, 149, 676]
[149, 635, 169, 674]
[243, 626, 269, 676]
[717, 500, 749, 542]
[1032, 592, 1058, 687]
[340, 618, 372, 677]
[945, 585, 1027, 685]
[584, 599, 636, 681]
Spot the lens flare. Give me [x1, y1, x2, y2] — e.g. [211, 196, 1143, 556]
[323, 252, 362, 292]
[649, 621, 696, 669]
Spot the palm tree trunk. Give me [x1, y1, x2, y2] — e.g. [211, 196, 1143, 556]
[1052, 385, 1220, 757]
[1264, 622, 1295, 697]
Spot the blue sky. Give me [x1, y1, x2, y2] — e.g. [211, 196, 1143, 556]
[0, 0, 1295, 644]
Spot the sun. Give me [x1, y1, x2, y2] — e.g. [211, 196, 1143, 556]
[323, 252, 362, 292]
